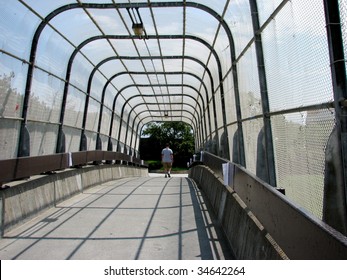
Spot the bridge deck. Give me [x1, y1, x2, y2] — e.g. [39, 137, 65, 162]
[0, 174, 233, 260]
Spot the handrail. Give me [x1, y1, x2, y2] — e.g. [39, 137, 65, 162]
[194, 151, 347, 259]
[200, 151, 229, 177]
[0, 151, 148, 185]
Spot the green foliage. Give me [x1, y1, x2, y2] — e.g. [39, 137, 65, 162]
[142, 121, 195, 155]
[146, 160, 162, 170]
[141, 121, 195, 168]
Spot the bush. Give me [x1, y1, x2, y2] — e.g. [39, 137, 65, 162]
[146, 160, 162, 170]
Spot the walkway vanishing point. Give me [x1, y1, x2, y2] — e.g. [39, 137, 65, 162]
[0, 174, 233, 260]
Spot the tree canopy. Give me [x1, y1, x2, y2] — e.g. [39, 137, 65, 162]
[141, 121, 195, 160]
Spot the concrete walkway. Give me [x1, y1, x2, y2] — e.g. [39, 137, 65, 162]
[0, 174, 233, 260]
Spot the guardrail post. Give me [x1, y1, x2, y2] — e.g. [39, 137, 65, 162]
[250, 0, 277, 187]
[323, 0, 347, 235]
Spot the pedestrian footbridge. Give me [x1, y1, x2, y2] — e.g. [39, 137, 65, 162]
[0, 152, 346, 259]
[0, 174, 233, 260]
[0, 1, 347, 260]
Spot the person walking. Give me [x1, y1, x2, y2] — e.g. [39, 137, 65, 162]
[161, 143, 173, 178]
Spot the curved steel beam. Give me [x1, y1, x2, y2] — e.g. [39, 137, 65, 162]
[135, 116, 199, 155]
[114, 90, 207, 147]
[97, 56, 217, 141]
[20, 1, 238, 158]
[125, 106, 200, 150]
[95, 70, 211, 146]
[122, 96, 202, 148]
[57, 35, 220, 152]
[129, 110, 200, 155]
[113, 86, 206, 146]
[112, 112, 198, 154]
[78, 35, 220, 136]
[54, 54, 214, 151]
[130, 110, 199, 155]
[60, 54, 213, 152]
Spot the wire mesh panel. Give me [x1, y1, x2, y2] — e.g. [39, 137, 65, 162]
[63, 125, 82, 153]
[237, 45, 262, 120]
[0, 119, 21, 159]
[254, 0, 335, 219]
[85, 130, 97, 150]
[271, 109, 335, 218]
[27, 122, 59, 155]
[0, 64, 26, 121]
[263, 2, 332, 112]
[64, 88, 85, 129]
[242, 119, 263, 174]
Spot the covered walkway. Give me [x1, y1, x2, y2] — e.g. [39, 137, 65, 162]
[1, 0, 347, 260]
[0, 174, 232, 260]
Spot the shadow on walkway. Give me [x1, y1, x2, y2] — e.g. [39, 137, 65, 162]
[0, 176, 234, 260]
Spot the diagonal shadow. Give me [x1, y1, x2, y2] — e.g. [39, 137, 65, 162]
[187, 178, 235, 260]
[134, 179, 170, 259]
[0, 176, 234, 260]
[6, 177, 150, 259]
[186, 178, 214, 259]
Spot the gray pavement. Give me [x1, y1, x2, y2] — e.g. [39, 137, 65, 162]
[0, 174, 233, 260]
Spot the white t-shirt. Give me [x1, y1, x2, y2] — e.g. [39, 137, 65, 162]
[161, 148, 173, 162]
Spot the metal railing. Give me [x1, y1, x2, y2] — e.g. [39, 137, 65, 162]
[0, 151, 147, 186]
[190, 151, 347, 259]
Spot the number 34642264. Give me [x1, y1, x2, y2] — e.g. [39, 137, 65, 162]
[197, 267, 245, 276]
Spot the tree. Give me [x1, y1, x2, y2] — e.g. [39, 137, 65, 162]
[141, 121, 195, 167]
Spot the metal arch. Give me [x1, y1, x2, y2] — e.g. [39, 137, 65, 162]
[97, 55, 217, 138]
[131, 111, 200, 155]
[113, 86, 205, 133]
[122, 96, 202, 148]
[77, 35, 222, 143]
[114, 113, 199, 155]
[98, 71, 212, 123]
[65, 34, 222, 150]
[124, 104, 200, 151]
[19, 1, 238, 158]
[96, 71, 212, 149]
[108, 83, 205, 135]
[48, 33, 221, 152]
[113, 87, 206, 144]
[109, 72, 206, 153]
[103, 71, 211, 109]
[95, 55, 213, 100]
[129, 111, 200, 155]
[135, 116, 199, 155]
[126, 111, 201, 156]
[56, 52, 216, 152]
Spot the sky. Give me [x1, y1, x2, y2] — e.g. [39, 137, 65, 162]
[0, 0, 341, 125]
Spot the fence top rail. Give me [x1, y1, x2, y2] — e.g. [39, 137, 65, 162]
[191, 152, 347, 259]
[0, 151, 148, 185]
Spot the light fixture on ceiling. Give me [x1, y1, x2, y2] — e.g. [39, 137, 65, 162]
[126, 7, 147, 39]
[164, 110, 169, 118]
[132, 23, 144, 37]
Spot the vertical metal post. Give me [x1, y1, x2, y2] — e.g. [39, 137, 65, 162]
[249, 0, 277, 187]
[230, 57, 245, 166]
[218, 67, 230, 159]
[323, 0, 347, 233]
[56, 48, 77, 153]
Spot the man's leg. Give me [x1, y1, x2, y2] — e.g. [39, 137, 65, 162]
[163, 162, 168, 177]
[167, 163, 172, 177]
